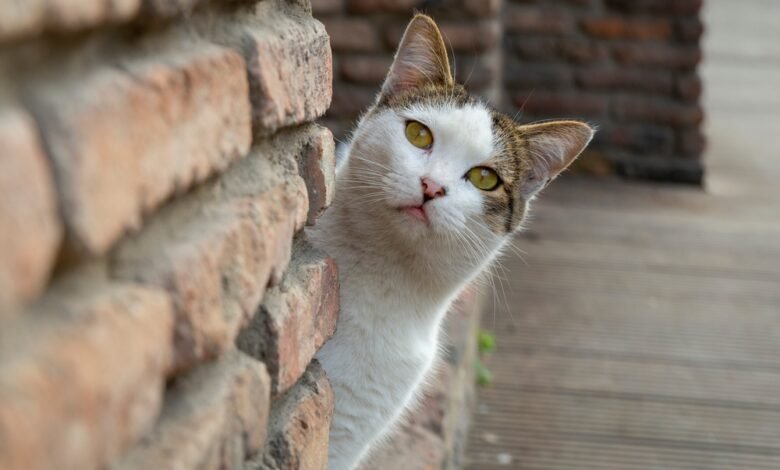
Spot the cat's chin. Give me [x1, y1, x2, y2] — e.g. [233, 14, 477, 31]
[399, 205, 429, 225]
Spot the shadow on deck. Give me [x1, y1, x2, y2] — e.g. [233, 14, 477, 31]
[464, 1, 780, 468]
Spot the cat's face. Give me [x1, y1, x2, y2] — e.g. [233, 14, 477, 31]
[341, 14, 593, 259]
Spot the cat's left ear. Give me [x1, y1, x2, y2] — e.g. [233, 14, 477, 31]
[519, 120, 595, 199]
[379, 14, 454, 101]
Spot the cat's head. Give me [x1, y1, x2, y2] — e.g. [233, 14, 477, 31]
[340, 14, 593, 261]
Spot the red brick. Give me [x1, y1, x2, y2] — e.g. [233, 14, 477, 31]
[675, 17, 705, 42]
[30, 40, 251, 256]
[505, 61, 574, 89]
[613, 96, 704, 127]
[581, 16, 673, 40]
[0, 271, 174, 470]
[613, 43, 702, 69]
[607, 124, 675, 155]
[296, 124, 337, 225]
[455, 54, 501, 90]
[248, 361, 334, 470]
[114, 350, 270, 470]
[463, 0, 502, 17]
[513, 90, 608, 117]
[217, 9, 333, 136]
[606, 0, 702, 15]
[505, 6, 573, 34]
[675, 74, 702, 102]
[0, 0, 139, 42]
[328, 86, 376, 118]
[558, 37, 609, 63]
[345, 0, 419, 13]
[322, 18, 385, 52]
[678, 128, 706, 157]
[112, 132, 310, 373]
[340, 56, 392, 85]
[237, 238, 339, 396]
[506, 35, 560, 61]
[576, 67, 673, 94]
[311, 0, 344, 15]
[0, 107, 61, 314]
[384, 20, 500, 53]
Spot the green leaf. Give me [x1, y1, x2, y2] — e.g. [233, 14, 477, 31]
[475, 358, 494, 387]
[478, 329, 496, 354]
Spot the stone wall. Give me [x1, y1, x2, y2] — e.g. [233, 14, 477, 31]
[0, 0, 339, 468]
[312, 0, 705, 184]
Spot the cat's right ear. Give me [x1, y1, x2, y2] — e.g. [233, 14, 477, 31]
[379, 14, 454, 101]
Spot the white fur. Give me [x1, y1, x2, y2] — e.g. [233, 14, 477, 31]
[309, 101, 511, 470]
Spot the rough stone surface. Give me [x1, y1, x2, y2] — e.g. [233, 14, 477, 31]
[30, 39, 251, 255]
[237, 237, 339, 396]
[112, 129, 310, 373]
[248, 360, 334, 470]
[0, 107, 61, 314]
[0, 268, 174, 470]
[206, 3, 332, 136]
[295, 124, 336, 225]
[113, 350, 271, 470]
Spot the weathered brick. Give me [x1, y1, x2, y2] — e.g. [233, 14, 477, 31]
[210, 6, 333, 136]
[505, 6, 573, 34]
[0, 269, 174, 470]
[678, 128, 706, 158]
[505, 61, 573, 89]
[112, 131, 310, 373]
[558, 37, 609, 63]
[295, 124, 336, 225]
[613, 96, 703, 127]
[676, 17, 705, 42]
[506, 35, 560, 61]
[321, 18, 385, 52]
[237, 238, 339, 396]
[311, 0, 344, 15]
[606, 0, 702, 15]
[345, 0, 421, 13]
[581, 16, 673, 40]
[512, 90, 608, 117]
[29, 40, 251, 256]
[607, 124, 675, 155]
[0, 107, 61, 314]
[0, 0, 139, 42]
[247, 361, 334, 470]
[576, 67, 673, 94]
[113, 350, 270, 470]
[612, 43, 702, 69]
[340, 56, 392, 85]
[463, 0, 502, 17]
[675, 73, 703, 102]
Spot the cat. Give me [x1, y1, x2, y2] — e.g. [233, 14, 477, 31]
[309, 14, 594, 470]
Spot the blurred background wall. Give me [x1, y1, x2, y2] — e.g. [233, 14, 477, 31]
[312, 0, 705, 184]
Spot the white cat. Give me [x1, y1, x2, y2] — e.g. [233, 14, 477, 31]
[310, 14, 594, 470]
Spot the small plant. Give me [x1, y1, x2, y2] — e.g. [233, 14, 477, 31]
[475, 328, 497, 386]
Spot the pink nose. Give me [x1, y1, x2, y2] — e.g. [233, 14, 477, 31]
[421, 177, 446, 201]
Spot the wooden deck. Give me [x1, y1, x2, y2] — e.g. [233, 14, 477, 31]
[464, 1, 780, 468]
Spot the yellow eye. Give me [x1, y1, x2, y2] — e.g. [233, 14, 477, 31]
[405, 120, 433, 149]
[466, 167, 501, 191]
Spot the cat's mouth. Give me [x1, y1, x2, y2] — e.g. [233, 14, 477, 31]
[399, 205, 429, 225]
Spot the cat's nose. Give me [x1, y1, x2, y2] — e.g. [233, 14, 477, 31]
[421, 177, 446, 202]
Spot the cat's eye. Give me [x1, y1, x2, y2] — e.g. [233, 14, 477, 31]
[405, 120, 433, 149]
[466, 167, 501, 191]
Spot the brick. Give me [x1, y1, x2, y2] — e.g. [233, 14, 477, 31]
[505, 61, 573, 90]
[512, 90, 608, 117]
[247, 361, 334, 470]
[311, 0, 344, 15]
[237, 238, 339, 396]
[345, 0, 420, 13]
[463, 0, 502, 17]
[0, 0, 139, 42]
[613, 43, 702, 69]
[576, 67, 673, 94]
[211, 7, 333, 136]
[675, 73, 702, 102]
[322, 18, 385, 52]
[141, 0, 204, 17]
[505, 6, 573, 34]
[340, 56, 393, 85]
[607, 125, 675, 155]
[676, 17, 705, 42]
[0, 107, 61, 314]
[455, 54, 501, 90]
[558, 37, 609, 63]
[581, 16, 673, 40]
[506, 35, 560, 61]
[328, 86, 376, 118]
[606, 0, 702, 15]
[678, 128, 706, 158]
[114, 350, 270, 470]
[613, 96, 704, 127]
[30, 40, 251, 256]
[296, 124, 337, 225]
[0, 269, 174, 470]
[616, 155, 703, 185]
[384, 20, 501, 53]
[112, 131, 310, 373]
